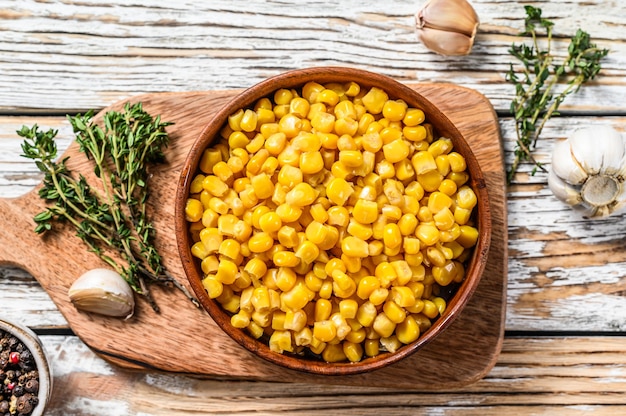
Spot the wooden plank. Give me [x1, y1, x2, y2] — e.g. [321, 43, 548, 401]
[39, 335, 626, 414]
[0, 0, 623, 113]
[0, 84, 506, 387]
[3, 115, 626, 332]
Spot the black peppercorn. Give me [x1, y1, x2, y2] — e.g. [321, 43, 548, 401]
[13, 384, 25, 397]
[24, 380, 38, 394]
[16, 393, 34, 414]
[0, 329, 41, 416]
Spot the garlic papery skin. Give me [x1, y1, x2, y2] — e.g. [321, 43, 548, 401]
[548, 126, 626, 218]
[68, 268, 135, 319]
[415, 0, 479, 56]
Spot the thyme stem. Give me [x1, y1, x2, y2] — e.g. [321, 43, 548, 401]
[505, 5, 609, 184]
[19, 103, 199, 312]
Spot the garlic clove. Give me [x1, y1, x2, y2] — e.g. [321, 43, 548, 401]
[569, 126, 625, 176]
[547, 169, 583, 206]
[68, 268, 135, 319]
[416, 27, 476, 57]
[551, 138, 588, 185]
[416, 0, 479, 36]
[415, 0, 479, 56]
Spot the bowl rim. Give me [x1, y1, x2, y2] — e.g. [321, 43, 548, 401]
[175, 66, 491, 375]
[0, 318, 53, 416]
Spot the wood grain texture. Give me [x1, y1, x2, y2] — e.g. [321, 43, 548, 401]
[0, 0, 624, 113]
[0, 84, 506, 388]
[39, 335, 626, 415]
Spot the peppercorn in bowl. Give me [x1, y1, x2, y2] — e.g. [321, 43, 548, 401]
[0, 319, 52, 416]
[175, 67, 491, 375]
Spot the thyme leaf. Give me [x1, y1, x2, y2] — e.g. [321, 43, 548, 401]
[505, 5, 609, 184]
[19, 103, 199, 312]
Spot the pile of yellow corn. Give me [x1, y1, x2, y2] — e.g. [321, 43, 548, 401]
[185, 80, 479, 363]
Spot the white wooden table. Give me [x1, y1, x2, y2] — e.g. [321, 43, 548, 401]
[2, 1, 626, 414]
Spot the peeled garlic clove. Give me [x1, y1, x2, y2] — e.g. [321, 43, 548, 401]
[569, 125, 625, 175]
[415, 0, 479, 56]
[68, 268, 135, 319]
[551, 138, 588, 185]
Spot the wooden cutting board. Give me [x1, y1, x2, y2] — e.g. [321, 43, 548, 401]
[0, 84, 506, 389]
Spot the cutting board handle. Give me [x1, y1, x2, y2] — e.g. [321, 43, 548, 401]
[0, 194, 36, 268]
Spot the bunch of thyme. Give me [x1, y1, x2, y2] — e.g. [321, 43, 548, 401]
[505, 5, 609, 183]
[19, 102, 198, 312]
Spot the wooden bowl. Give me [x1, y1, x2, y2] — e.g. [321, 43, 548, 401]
[175, 66, 491, 375]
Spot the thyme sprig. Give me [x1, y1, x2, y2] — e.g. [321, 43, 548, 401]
[505, 5, 609, 183]
[19, 102, 199, 312]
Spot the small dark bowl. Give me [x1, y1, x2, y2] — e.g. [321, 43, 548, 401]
[175, 67, 491, 375]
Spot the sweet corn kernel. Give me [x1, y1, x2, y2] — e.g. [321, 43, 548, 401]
[381, 223, 401, 250]
[411, 151, 437, 175]
[248, 232, 274, 253]
[202, 175, 229, 197]
[351, 201, 378, 227]
[311, 111, 336, 133]
[373, 312, 396, 338]
[382, 139, 410, 164]
[439, 178, 457, 196]
[396, 315, 420, 344]
[369, 287, 389, 306]
[190, 174, 206, 194]
[432, 260, 458, 286]
[326, 177, 354, 206]
[434, 207, 455, 231]
[454, 207, 472, 225]
[382, 99, 407, 122]
[293, 240, 320, 265]
[199, 148, 222, 174]
[457, 225, 479, 248]
[447, 171, 470, 187]
[277, 225, 299, 248]
[422, 299, 439, 319]
[322, 343, 347, 363]
[285, 182, 317, 207]
[428, 137, 453, 157]
[202, 276, 223, 299]
[281, 281, 312, 310]
[403, 125, 427, 142]
[200, 227, 222, 253]
[356, 275, 380, 300]
[219, 239, 241, 260]
[356, 301, 377, 327]
[273, 251, 300, 268]
[341, 236, 369, 258]
[403, 108, 425, 126]
[313, 320, 337, 342]
[448, 152, 467, 172]
[215, 259, 238, 285]
[334, 117, 359, 137]
[284, 309, 307, 332]
[415, 223, 440, 246]
[456, 186, 478, 209]
[295, 151, 323, 175]
[257, 212, 281, 234]
[184, 198, 204, 223]
[418, 170, 444, 192]
[362, 87, 388, 114]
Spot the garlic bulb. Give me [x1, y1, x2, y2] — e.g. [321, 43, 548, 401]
[548, 126, 626, 218]
[415, 0, 480, 56]
[68, 268, 135, 319]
